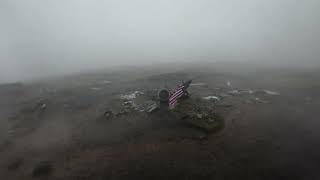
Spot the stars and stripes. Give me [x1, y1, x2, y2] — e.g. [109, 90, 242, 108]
[169, 85, 185, 109]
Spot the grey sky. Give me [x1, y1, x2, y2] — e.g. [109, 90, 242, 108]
[0, 0, 319, 82]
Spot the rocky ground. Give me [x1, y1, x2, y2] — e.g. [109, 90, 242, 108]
[0, 63, 319, 180]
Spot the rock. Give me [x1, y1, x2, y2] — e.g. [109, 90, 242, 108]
[197, 114, 203, 119]
[114, 110, 130, 117]
[32, 161, 53, 177]
[40, 104, 47, 109]
[7, 158, 23, 171]
[33, 99, 49, 112]
[103, 110, 113, 118]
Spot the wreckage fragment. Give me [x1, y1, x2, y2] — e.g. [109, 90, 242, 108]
[202, 96, 220, 101]
[263, 90, 280, 96]
[120, 91, 144, 100]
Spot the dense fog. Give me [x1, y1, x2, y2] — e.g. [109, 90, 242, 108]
[0, 0, 319, 83]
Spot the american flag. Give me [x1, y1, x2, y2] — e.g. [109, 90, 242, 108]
[169, 84, 185, 109]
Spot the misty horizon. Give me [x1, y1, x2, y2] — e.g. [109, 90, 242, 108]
[1, 0, 319, 83]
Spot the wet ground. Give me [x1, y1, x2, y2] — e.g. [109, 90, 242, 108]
[0, 63, 319, 180]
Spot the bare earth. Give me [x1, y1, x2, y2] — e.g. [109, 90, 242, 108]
[0, 63, 319, 180]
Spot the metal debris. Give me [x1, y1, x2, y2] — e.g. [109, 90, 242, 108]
[227, 89, 256, 96]
[120, 91, 144, 100]
[219, 93, 231, 98]
[226, 81, 232, 87]
[145, 102, 159, 113]
[202, 96, 220, 101]
[134, 100, 158, 113]
[40, 104, 47, 109]
[247, 90, 255, 94]
[228, 90, 241, 96]
[34, 99, 49, 111]
[119, 91, 159, 113]
[254, 97, 268, 104]
[263, 90, 280, 95]
[91, 87, 101, 91]
[190, 82, 207, 86]
[100, 80, 112, 84]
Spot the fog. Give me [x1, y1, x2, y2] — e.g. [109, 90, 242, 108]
[0, 0, 319, 83]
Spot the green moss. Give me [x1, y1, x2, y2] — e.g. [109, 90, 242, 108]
[172, 98, 225, 132]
